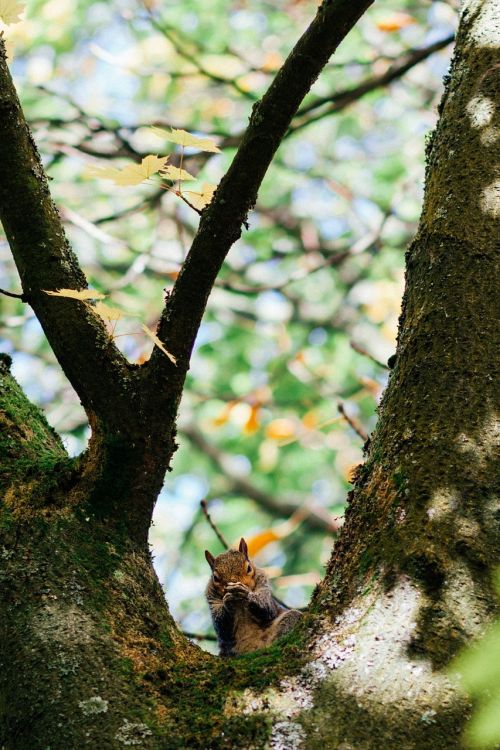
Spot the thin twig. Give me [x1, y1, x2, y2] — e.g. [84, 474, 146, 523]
[0, 287, 27, 301]
[350, 341, 389, 370]
[338, 402, 369, 442]
[182, 630, 218, 642]
[200, 499, 230, 550]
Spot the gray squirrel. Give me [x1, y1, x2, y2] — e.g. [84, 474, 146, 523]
[205, 538, 302, 657]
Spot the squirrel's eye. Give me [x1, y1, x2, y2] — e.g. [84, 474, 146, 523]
[246, 564, 253, 574]
[213, 572, 220, 583]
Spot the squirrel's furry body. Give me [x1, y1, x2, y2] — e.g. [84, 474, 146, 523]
[205, 540, 302, 657]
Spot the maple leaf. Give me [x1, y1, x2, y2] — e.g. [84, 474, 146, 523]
[86, 155, 168, 186]
[0, 0, 25, 25]
[93, 301, 123, 322]
[44, 288, 105, 301]
[160, 165, 195, 182]
[184, 183, 217, 210]
[141, 324, 177, 365]
[150, 127, 221, 153]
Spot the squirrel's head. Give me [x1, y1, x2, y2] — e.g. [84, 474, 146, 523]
[205, 538, 257, 595]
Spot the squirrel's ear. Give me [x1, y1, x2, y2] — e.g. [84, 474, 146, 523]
[205, 550, 215, 569]
[239, 538, 249, 558]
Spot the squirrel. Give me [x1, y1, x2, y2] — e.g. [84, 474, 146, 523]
[205, 538, 302, 657]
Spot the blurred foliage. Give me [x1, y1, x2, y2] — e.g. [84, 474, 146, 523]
[451, 573, 500, 749]
[0, 0, 458, 646]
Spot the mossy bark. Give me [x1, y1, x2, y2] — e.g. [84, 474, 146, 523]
[1, 0, 499, 748]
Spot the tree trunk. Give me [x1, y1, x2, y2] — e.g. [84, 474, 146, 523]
[1, 0, 498, 748]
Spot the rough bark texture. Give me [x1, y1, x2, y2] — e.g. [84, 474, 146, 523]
[1, 0, 499, 748]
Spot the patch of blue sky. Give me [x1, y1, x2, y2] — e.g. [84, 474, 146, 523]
[229, 9, 267, 33]
[287, 140, 317, 171]
[353, 196, 384, 228]
[318, 217, 349, 240]
[308, 327, 328, 346]
[255, 290, 292, 324]
[194, 321, 223, 349]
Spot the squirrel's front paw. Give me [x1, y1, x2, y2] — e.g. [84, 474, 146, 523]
[222, 590, 243, 609]
[226, 582, 250, 599]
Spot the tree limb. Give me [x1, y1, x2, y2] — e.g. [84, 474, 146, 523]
[0, 41, 135, 430]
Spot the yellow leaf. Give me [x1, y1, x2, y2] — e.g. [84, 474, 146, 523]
[150, 126, 221, 153]
[160, 165, 195, 182]
[86, 155, 168, 186]
[376, 13, 415, 31]
[93, 301, 123, 321]
[184, 183, 217, 210]
[0, 0, 25, 25]
[44, 288, 105, 301]
[141, 324, 177, 365]
[266, 418, 296, 441]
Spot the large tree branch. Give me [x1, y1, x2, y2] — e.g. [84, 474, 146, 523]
[149, 0, 374, 382]
[0, 41, 135, 430]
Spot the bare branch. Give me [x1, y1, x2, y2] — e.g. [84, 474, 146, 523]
[338, 402, 369, 443]
[0, 287, 26, 301]
[350, 341, 390, 370]
[200, 499, 230, 550]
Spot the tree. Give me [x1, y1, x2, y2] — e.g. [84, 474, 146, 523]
[0, 0, 498, 747]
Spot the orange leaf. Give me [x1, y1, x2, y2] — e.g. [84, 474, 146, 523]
[244, 507, 308, 557]
[376, 13, 416, 32]
[243, 405, 260, 434]
[245, 529, 280, 557]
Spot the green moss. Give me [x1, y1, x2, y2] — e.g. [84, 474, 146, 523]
[0, 367, 72, 498]
[148, 625, 308, 749]
[393, 469, 407, 491]
[358, 549, 374, 576]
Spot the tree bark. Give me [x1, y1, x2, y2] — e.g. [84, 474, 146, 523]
[1, 0, 499, 748]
